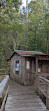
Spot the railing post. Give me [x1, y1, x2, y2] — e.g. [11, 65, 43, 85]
[37, 77, 40, 96]
[36, 57, 38, 75]
[5, 70, 6, 75]
[35, 76, 49, 110]
[3, 106, 5, 111]
[34, 75, 40, 94]
[0, 75, 9, 111]
[34, 57, 38, 91]
[34, 75, 38, 92]
[46, 84, 49, 110]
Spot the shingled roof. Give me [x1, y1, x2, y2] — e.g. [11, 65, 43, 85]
[15, 50, 44, 56]
[7, 50, 46, 61]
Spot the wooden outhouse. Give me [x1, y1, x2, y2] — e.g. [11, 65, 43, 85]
[8, 50, 49, 85]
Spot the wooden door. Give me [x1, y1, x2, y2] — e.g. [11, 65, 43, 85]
[26, 59, 32, 85]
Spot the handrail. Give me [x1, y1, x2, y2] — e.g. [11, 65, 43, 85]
[0, 69, 8, 75]
[39, 73, 49, 78]
[0, 75, 9, 111]
[0, 69, 8, 71]
[35, 75, 49, 110]
[38, 76, 49, 84]
[0, 76, 9, 98]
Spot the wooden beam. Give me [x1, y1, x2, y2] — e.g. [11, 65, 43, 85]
[37, 76, 49, 110]
[38, 57, 49, 60]
[0, 76, 9, 111]
[36, 57, 38, 75]
[46, 84, 49, 110]
[0, 87, 9, 111]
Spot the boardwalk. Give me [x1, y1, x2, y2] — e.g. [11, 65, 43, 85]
[5, 80, 46, 111]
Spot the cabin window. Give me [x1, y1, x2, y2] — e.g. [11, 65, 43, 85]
[26, 61, 30, 69]
[15, 60, 19, 74]
[38, 68, 41, 72]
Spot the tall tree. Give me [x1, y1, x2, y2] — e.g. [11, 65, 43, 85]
[26, 0, 28, 50]
[0, 0, 22, 68]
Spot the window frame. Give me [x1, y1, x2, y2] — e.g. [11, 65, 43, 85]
[15, 60, 19, 74]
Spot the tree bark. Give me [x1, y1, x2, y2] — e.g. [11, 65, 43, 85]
[26, 0, 28, 50]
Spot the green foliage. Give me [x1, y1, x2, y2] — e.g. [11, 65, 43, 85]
[28, 0, 49, 53]
[0, 0, 49, 68]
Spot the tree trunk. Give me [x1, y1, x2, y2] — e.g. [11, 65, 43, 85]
[26, 0, 28, 50]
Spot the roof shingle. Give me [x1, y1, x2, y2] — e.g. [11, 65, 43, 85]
[7, 50, 47, 61]
[15, 50, 45, 56]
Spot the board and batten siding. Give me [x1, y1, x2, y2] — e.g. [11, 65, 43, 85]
[10, 54, 26, 84]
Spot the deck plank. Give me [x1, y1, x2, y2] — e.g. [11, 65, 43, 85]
[5, 80, 46, 111]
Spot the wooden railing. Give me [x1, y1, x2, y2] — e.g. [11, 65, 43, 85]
[0, 75, 9, 111]
[35, 75, 49, 110]
[0, 69, 8, 75]
[38, 73, 49, 79]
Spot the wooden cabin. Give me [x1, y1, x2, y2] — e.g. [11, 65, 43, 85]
[8, 50, 49, 85]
